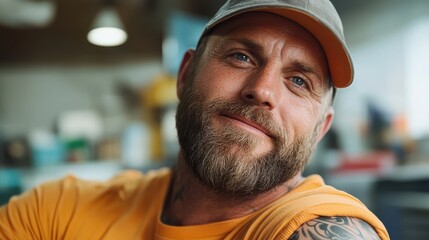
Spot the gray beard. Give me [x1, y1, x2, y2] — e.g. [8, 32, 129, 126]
[176, 88, 319, 197]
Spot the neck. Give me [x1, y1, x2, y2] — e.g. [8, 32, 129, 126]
[162, 152, 304, 226]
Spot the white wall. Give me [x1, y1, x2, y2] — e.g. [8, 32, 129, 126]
[0, 61, 163, 137]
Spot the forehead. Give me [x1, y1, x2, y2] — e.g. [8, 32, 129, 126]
[210, 12, 319, 43]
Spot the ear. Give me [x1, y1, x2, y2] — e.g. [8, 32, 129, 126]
[316, 106, 334, 142]
[177, 49, 196, 100]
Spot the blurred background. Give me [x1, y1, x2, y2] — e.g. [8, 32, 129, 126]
[1, 0, 429, 239]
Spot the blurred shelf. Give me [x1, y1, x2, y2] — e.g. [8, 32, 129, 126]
[19, 161, 124, 191]
[389, 191, 429, 210]
[379, 163, 429, 181]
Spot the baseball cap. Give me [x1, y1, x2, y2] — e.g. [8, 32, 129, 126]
[199, 0, 354, 88]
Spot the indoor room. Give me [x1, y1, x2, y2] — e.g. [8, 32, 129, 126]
[1, 0, 429, 239]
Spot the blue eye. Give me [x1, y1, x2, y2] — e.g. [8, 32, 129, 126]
[291, 76, 306, 87]
[234, 53, 250, 62]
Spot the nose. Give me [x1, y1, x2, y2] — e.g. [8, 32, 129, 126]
[240, 65, 279, 109]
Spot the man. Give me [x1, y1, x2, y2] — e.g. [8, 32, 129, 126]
[0, 0, 389, 239]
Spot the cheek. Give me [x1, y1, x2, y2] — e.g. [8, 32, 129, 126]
[193, 64, 245, 101]
[279, 98, 322, 136]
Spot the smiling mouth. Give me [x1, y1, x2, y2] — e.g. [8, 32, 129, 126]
[219, 113, 273, 138]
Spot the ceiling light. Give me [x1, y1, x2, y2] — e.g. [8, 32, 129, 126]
[87, 7, 127, 47]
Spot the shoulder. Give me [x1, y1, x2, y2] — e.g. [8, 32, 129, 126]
[5, 168, 170, 210]
[46, 168, 171, 197]
[288, 216, 381, 240]
[0, 168, 171, 239]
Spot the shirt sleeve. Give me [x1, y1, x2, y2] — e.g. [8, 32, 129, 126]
[0, 177, 78, 240]
[0, 187, 46, 239]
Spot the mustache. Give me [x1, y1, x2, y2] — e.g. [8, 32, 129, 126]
[205, 99, 286, 141]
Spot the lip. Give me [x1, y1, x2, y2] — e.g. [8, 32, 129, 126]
[220, 112, 273, 138]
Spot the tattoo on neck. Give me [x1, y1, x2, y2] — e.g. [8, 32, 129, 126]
[173, 185, 185, 203]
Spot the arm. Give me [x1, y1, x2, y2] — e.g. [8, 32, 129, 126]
[289, 216, 381, 240]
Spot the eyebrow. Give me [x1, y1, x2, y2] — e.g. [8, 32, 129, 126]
[216, 37, 263, 54]
[233, 38, 262, 51]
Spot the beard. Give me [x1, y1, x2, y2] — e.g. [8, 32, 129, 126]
[176, 84, 320, 197]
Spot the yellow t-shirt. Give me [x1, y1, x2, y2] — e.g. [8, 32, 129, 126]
[0, 168, 389, 239]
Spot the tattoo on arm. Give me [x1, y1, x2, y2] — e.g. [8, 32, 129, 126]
[288, 216, 381, 240]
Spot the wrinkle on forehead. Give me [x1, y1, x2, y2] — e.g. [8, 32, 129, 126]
[210, 12, 321, 48]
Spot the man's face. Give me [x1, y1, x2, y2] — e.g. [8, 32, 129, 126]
[176, 12, 334, 196]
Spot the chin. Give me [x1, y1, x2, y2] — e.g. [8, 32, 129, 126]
[229, 141, 274, 163]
